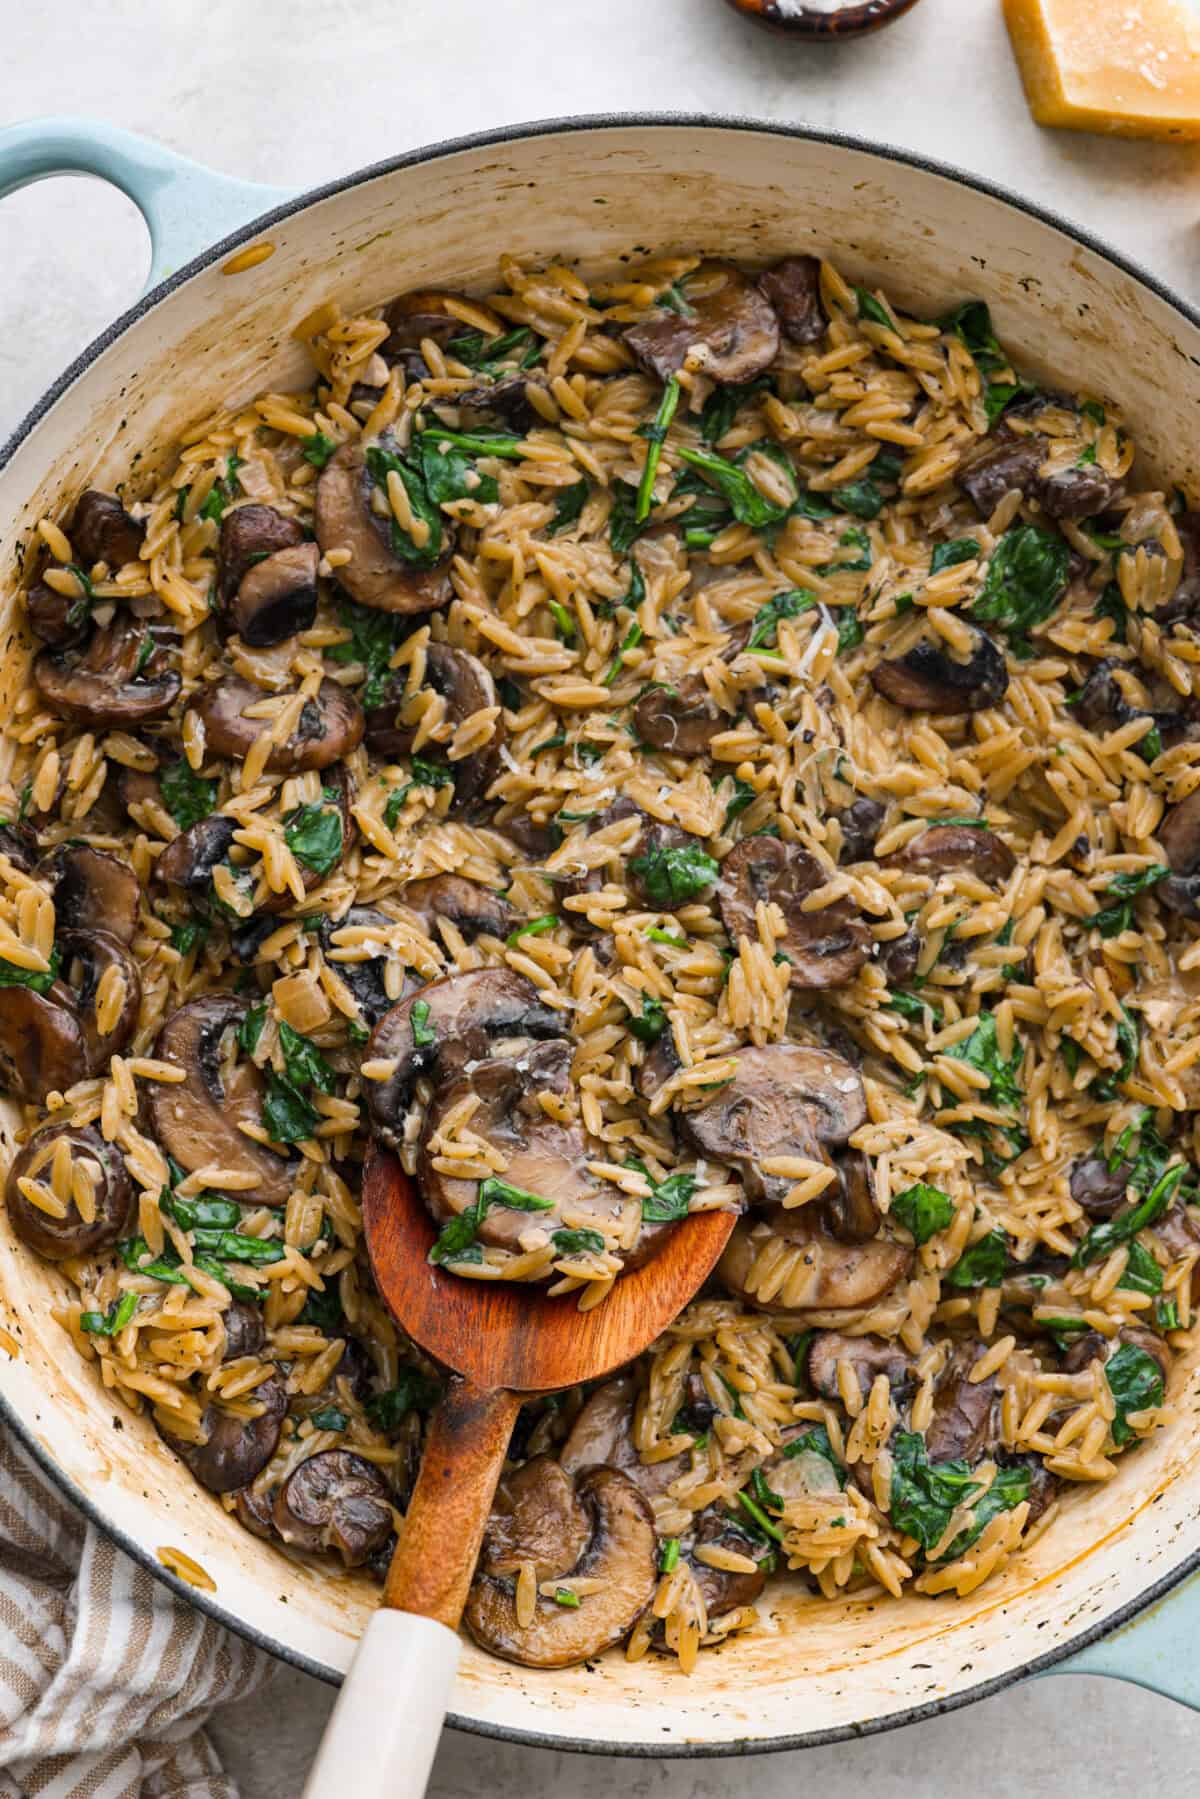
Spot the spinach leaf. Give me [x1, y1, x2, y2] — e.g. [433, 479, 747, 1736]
[627, 992, 667, 1043]
[161, 1191, 242, 1232]
[609, 480, 648, 556]
[675, 445, 793, 531]
[410, 998, 436, 1047]
[699, 375, 773, 445]
[327, 601, 407, 709]
[832, 478, 884, 520]
[818, 526, 872, 575]
[856, 289, 895, 331]
[1118, 1239, 1163, 1297]
[190, 1228, 286, 1267]
[746, 589, 816, 652]
[944, 1012, 1023, 1108]
[1072, 1159, 1188, 1270]
[886, 991, 943, 1028]
[1106, 1341, 1165, 1447]
[445, 325, 538, 374]
[263, 1074, 321, 1145]
[628, 841, 718, 907]
[1091, 864, 1169, 938]
[170, 918, 209, 957]
[427, 1174, 556, 1266]
[367, 1368, 442, 1433]
[552, 1227, 607, 1256]
[1095, 581, 1128, 644]
[547, 480, 589, 536]
[160, 761, 217, 832]
[238, 1003, 266, 1057]
[309, 1406, 347, 1432]
[364, 445, 444, 566]
[506, 913, 559, 945]
[418, 427, 524, 461]
[782, 1422, 845, 1484]
[971, 524, 1070, 648]
[891, 1181, 954, 1246]
[300, 431, 338, 469]
[416, 436, 499, 508]
[641, 1169, 697, 1223]
[1090, 1005, 1140, 1102]
[284, 795, 344, 877]
[940, 301, 1032, 427]
[79, 1292, 138, 1336]
[0, 946, 61, 996]
[193, 454, 244, 524]
[930, 538, 981, 575]
[278, 1020, 335, 1095]
[722, 776, 757, 832]
[635, 376, 680, 523]
[889, 1431, 980, 1551]
[946, 1228, 1008, 1288]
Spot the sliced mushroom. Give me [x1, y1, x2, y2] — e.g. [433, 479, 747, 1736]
[145, 996, 296, 1205]
[158, 1369, 287, 1494]
[58, 929, 140, 1073]
[381, 290, 470, 359]
[633, 676, 726, 756]
[560, 1374, 685, 1500]
[479, 1456, 591, 1579]
[418, 1044, 638, 1258]
[823, 1151, 881, 1244]
[680, 1042, 867, 1204]
[364, 969, 566, 1145]
[1157, 789, 1200, 917]
[887, 824, 1016, 885]
[233, 1483, 278, 1540]
[624, 263, 780, 385]
[72, 490, 145, 569]
[156, 814, 238, 894]
[218, 503, 318, 646]
[192, 675, 362, 773]
[805, 1331, 914, 1402]
[720, 1207, 913, 1313]
[717, 837, 870, 989]
[38, 843, 140, 945]
[5, 1120, 133, 1261]
[464, 1465, 657, 1668]
[34, 617, 179, 728]
[365, 642, 504, 803]
[871, 628, 1008, 715]
[957, 434, 1046, 518]
[635, 1026, 683, 1102]
[836, 797, 885, 866]
[1061, 1324, 1170, 1382]
[318, 906, 401, 1024]
[756, 255, 826, 346]
[925, 1341, 999, 1463]
[314, 442, 453, 615]
[1035, 464, 1119, 521]
[880, 926, 921, 985]
[686, 1508, 770, 1618]
[1069, 1154, 1130, 1219]
[0, 823, 37, 873]
[0, 983, 89, 1102]
[25, 580, 90, 648]
[272, 1450, 394, 1567]
[446, 372, 546, 433]
[221, 1300, 267, 1361]
[400, 876, 514, 941]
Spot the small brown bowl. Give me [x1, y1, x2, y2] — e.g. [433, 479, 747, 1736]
[723, 0, 923, 38]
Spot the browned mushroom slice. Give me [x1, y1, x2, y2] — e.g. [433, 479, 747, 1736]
[635, 1027, 683, 1102]
[72, 490, 145, 568]
[632, 675, 726, 756]
[480, 1456, 592, 1580]
[957, 434, 1046, 518]
[221, 1300, 267, 1361]
[805, 1331, 914, 1402]
[1068, 1155, 1130, 1219]
[0, 983, 89, 1103]
[418, 1045, 635, 1258]
[1155, 788, 1200, 917]
[365, 642, 504, 803]
[5, 1121, 133, 1261]
[679, 1042, 867, 1205]
[381, 290, 471, 358]
[924, 1342, 999, 1462]
[192, 675, 363, 772]
[58, 929, 140, 1074]
[318, 905, 405, 1025]
[218, 504, 318, 646]
[156, 815, 238, 893]
[234, 1483, 278, 1540]
[158, 1370, 287, 1494]
[880, 925, 921, 985]
[823, 1151, 881, 1244]
[1061, 1324, 1170, 1382]
[717, 837, 870, 989]
[145, 996, 296, 1205]
[0, 823, 37, 873]
[400, 875, 514, 941]
[314, 443, 452, 615]
[836, 797, 886, 866]
[560, 1374, 686, 1499]
[448, 372, 547, 433]
[1035, 464, 1119, 521]
[719, 1207, 913, 1312]
[887, 824, 1016, 885]
[683, 1508, 772, 1620]
[625, 263, 780, 385]
[34, 617, 180, 728]
[25, 580, 89, 648]
[38, 843, 140, 945]
[756, 255, 827, 345]
[272, 1450, 394, 1567]
[871, 629, 1008, 715]
[364, 968, 566, 1145]
[464, 1465, 657, 1668]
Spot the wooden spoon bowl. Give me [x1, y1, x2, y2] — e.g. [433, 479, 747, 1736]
[722, 0, 923, 39]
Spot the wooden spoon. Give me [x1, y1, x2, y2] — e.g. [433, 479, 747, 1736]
[303, 1148, 736, 1799]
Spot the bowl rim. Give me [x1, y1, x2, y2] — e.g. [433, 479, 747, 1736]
[3, 107, 1200, 1757]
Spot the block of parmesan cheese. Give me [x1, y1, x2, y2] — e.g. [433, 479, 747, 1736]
[1003, 0, 1200, 140]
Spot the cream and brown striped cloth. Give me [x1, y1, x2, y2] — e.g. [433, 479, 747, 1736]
[0, 1426, 274, 1798]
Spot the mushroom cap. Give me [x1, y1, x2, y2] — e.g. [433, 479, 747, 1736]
[39, 842, 140, 945]
[26, 579, 89, 648]
[381, 290, 470, 356]
[318, 905, 407, 1024]
[679, 1042, 867, 1206]
[34, 617, 180, 728]
[191, 675, 363, 773]
[1069, 1154, 1131, 1219]
[560, 1374, 686, 1501]
[624, 262, 780, 385]
[886, 824, 1016, 886]
[464, 1465, 657, 1668]
[719, 1206, 913, 1312]
[364, 642, 504, 804]
[315, 442, 453, 615]
[480, 1456, 591, 1580]
[229, 542, 320, 648]
[924, 1341, 999, 1463]
[805, 1331, 914, 1403]
[836, 797, 886, 866]
[272, 1449, 394, 1566]
[632, 675, 725, 756]
[686, 1507, 770, 1618]
[364, 968, 566, 1145]
[158, 1369, 287, 1494]
[156, 814, 238, 893]
[72, 490, 145, 569]
[217, 503, 305, 609]
[417, 1045, 632, 1257]
[717, 837, 871, 989]
[145, 996, 296, 1206]
[956, 431, 1045, 518]
[0, 982, 90, 1103]
[400, 876, 514, 943]
[870, 629, 1008, 715]
[58, 929, 141, 1074]
[221, 1300, 267, 1361]
[756, 256, 827, 347]
[0, 824, 38, 874]
[823, 1150, 881, 1244]
[5, 1121, 133, 1261]
[1159, 789, 1200, 878]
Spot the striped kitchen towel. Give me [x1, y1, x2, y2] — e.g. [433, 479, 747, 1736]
[0, 1424, 273, 1798]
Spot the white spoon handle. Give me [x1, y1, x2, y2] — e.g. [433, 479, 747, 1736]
[302, 1609, 461, 1799]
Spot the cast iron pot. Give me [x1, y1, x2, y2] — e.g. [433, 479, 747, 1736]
[0, 112, 1199, 1757]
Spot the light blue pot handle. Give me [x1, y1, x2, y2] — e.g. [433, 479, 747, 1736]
[1044, 1567, 1200, 1709]
[0, 116, 294, 292]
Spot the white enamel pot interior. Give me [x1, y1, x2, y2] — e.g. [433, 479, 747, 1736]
[2, 115, 1200, 1755]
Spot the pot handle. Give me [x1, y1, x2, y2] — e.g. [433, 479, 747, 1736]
[0, 116, 292, 291]
[1045, 1568, 1200, 1709]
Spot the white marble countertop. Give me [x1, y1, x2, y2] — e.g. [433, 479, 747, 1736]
[2, 0, 1200, 1791]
